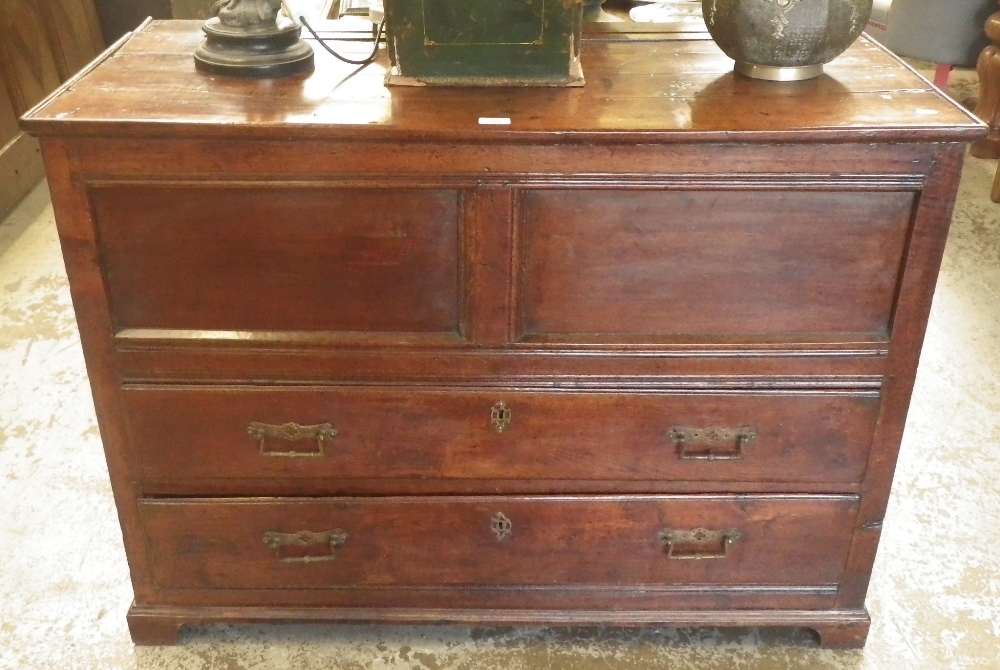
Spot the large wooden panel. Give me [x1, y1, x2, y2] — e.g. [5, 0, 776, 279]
[139, 495, 859, 589]
[90, 186, 463, 334]
[125, 386, 880, 493]
[37, 0, 105, 80]
[519, 188, 916, 340]
[0, 0, 63, 114]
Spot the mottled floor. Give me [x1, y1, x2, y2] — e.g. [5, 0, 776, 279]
[2, 76, 1000, 670]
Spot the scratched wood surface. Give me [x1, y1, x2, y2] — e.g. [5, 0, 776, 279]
[22, 20, 983, 142]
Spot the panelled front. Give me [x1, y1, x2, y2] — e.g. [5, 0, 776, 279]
[124, 386, 880, 494]
[517, 188, 916, 342]
[94, 173, 896, 608]
[139, 496, 859, 590]
[89, 185, 464, 335]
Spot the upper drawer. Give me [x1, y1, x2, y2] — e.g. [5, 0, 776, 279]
[89, 186, 461, 335]
[518, 189, 915, 341]
[124, 386, 879, 495]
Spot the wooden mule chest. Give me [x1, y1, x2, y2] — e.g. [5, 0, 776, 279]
[20, 20, 985, 647]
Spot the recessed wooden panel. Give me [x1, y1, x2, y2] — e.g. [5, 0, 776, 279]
[124, 386, 879, 493]
[139, 495, 858, 589]
[519, 189, 915, 340]
[90, 186, 462, 334]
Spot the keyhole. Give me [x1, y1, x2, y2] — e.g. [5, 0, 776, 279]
[491, 402, 512, 433]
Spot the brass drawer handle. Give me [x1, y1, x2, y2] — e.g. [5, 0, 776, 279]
[263, 529, 348, 563]
[657, 528, 741, 560]
[491, 402, 512, 433]
[247, 421, 337, 457]
[669, 425, 757, 461]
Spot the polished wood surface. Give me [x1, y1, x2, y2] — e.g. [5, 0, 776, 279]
[20, 20, 985, 648]
[91, 185, 462, 333]
[519, 189, 914, 339]
[21, 21, 982, 141]
[139, 496, 858, 589]
[123, 387, 880, 494]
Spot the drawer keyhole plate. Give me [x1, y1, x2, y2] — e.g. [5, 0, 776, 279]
[492, 512, 513, 542]
[491, 402, 512, 433]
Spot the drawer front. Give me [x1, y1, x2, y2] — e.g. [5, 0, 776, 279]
[90, 186, 461, 335]
[124, 387, 879, 492]
[139, 495, 858, 590]
[519, 188, 915, 340]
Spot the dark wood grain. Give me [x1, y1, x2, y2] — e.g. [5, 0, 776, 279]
[0, 0, 62, 115]
[91, 185, 462, 334]
[123, 386, 879, 493]
[36, 0, 105, 81]
[20, 21, 983, 143]
[138, 495, 858, 589]
[519, 188, 914, 340]
[19, 19, 982, 647]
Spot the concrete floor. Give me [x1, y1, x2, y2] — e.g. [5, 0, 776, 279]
[2, 76, 999, 670]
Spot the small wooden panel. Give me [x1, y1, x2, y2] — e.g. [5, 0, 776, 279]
[124, 386, 879, 492]
[519, 188, 915, 340]
[138, 495, 858, 589]
[89, 186, 462, 334]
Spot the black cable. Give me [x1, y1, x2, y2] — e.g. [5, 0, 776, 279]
[299, 15, 385, 67]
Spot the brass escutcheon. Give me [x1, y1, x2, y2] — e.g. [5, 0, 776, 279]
[492, 512, 513, 541]
[491, 402, 512, 433]
[247, 421, 337, 457]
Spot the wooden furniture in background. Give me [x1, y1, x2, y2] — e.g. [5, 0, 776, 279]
[21, 21, 984, 649]
[970, 2, 1000, 201]
[0, 0, 103, 219]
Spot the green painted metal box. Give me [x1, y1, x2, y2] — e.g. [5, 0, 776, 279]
[384, 0, 584, 86]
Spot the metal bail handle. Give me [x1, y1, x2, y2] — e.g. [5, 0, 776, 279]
[263, 529, 349, 563]
[669, 425, 757, 461]
[247, 421, 337, 457]
[657, 527, 742, 560]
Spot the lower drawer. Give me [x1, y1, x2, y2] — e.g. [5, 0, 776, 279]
[139, 495, 858, 591]
[124, 386, 879, 494]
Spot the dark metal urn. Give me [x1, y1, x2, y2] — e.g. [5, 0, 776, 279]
[702, 0, 873, 81]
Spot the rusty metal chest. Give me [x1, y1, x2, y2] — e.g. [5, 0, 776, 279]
[384, 0, 584, 86]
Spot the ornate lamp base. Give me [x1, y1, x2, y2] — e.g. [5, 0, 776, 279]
[194, 16, 314, 78]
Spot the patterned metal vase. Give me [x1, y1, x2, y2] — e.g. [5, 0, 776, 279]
[702, 0, 874, 80]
